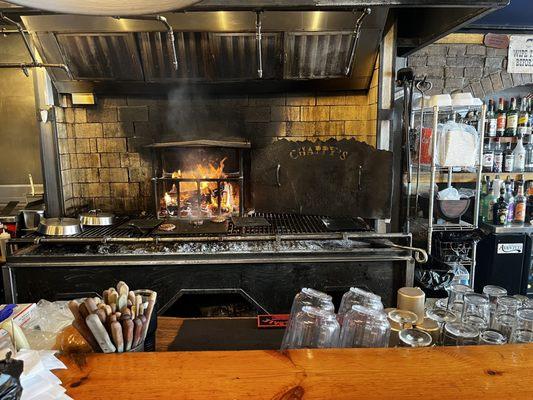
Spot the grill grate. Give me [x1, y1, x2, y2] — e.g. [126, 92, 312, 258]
[19, 213, 368, 242]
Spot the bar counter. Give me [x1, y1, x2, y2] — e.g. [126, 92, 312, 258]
[55, 344, 533, 399]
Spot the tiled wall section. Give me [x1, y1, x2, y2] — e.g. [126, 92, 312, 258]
[57, 78, 379, 214]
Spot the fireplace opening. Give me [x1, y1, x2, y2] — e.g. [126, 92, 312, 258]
[149, 140, 250, 220]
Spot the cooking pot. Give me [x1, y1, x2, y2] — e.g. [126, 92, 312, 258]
[79, 209, 115, 226]
[37, 218, 82, 236]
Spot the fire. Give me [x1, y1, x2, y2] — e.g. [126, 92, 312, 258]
[161, 158, 239, 219]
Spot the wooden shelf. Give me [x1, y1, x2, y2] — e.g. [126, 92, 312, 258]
[484, 137, 533, 144]
[405, 171, 533, 184]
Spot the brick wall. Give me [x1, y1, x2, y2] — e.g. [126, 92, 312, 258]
[56, 78, 379, 214]
[407, 34, 533, 97]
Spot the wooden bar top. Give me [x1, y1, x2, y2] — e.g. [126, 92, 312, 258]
[56, 344, 533, 399]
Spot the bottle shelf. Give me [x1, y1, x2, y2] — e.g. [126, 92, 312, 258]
[484, 136, 531, 144]
[404, 171, 533, 184]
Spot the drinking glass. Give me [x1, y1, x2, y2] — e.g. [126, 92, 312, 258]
[479, 329, 507, 345]
[435, 298, 448, 310]
[281, 288, 335, 349]
[492, 296, 521, 340]
[388, 309, 418, 330]
[414, 318, 440, 345]
[339, 305, 390, 348]
[337, 287, 383, 325]
[426, 308, 457, 345]
[447, 284, 473, 314]
[280, 306, 340, 350]
[398, 328, 433, 347]
[482, 285, 507, 324]
[442, 322, 480, 346]
[288, 287, 335, 317]
[512, 295, 533, 308]
[510, 308, 533, 344]
[462, 293, 490, 330]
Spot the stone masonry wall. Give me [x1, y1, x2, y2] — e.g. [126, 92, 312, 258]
[56, 67, 379, 215]
[407, 35, 533, 98]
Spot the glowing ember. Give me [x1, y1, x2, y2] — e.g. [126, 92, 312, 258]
[159, 158, 240, 219]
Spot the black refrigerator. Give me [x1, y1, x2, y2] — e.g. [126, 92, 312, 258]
[475, 224, 532, 296]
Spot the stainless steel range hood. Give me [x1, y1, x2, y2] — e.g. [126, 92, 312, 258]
[22, 9, 386, 93]
[16, 0, 506, 94]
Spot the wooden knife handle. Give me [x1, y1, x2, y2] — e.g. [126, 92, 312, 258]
[72, 319, 101, 353]
[68, 300, 82, 322]
[96, 308, 107, 324]
[86, 314, 116, 353]
[132, 317, 143, 349]
[78, 302, 90, 319]
[84, 297, 98, 314]
[111, 321, 124, 353]
[122, 318, 134, 351]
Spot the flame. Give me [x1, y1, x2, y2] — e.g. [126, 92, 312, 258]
[160, 157, 239, 218]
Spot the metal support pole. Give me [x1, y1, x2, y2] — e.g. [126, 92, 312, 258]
[427, 105, 439, 255]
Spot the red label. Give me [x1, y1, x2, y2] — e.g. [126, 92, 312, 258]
[497, 115, 506, 130]
[257, 314, 289, 329]
[420, 128, 432, 165]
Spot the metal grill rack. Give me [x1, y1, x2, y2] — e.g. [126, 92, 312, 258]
[10, 213, 370, 245]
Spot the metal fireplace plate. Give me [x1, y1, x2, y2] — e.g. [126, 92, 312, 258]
[231, 217, 270, 228]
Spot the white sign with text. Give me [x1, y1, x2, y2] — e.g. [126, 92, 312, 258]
[507, 35, 533, 74]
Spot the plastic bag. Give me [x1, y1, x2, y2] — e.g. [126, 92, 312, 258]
[449, 262, 470, 286]
[21, 300, 74, 350]
[435, 121, 479, 167]
[0, 352, 23, 400]
[437, 187, 460, 200]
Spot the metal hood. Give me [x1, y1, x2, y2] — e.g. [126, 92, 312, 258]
[16, 1, 506, 94]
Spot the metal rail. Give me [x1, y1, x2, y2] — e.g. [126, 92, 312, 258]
[113, 15, 178, 71]
[0, 12, 72, 77]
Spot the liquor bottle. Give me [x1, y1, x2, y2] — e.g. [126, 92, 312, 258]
[505, 98, 518, 137]
[493, 187, 508, 225]
[482, 141, 494, 172]
[505, 183, 515, 223]
[496, 97, 506, 137]
[526, 135, 533, 173]
[513, 133, 526, 173]
[493, 138, 503, 173]
[486, 99, 497, 137]
[518, 98, 529, 138]
[504, 143, 514, 172]
[483, 182, 497, 223]
[514, 183, 527, 224]
[526, 181, 533, 224]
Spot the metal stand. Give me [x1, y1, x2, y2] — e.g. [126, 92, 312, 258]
[411, 103, 486, 289]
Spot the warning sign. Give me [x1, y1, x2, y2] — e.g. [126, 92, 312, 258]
[507, 35, 533, 74]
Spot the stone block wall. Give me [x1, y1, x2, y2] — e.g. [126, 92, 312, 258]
[407, 35, 533, 98]
[56, 76, 379, 214]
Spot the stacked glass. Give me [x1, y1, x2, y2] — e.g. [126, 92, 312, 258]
[281, 305, 340, 350]
[510, 308, 533, 344]
[337, 287, 383, 325]
[281, 288, 336, 350]
[482, 285, 507, 326]
[461, 293, 491, 330]
[339, 305, 390, 348]
[491, 296, 521, 340]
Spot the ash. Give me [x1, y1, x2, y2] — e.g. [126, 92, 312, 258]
[24, 239, 370, 256]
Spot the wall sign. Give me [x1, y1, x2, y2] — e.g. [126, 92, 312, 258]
[507, 35, 533, 74]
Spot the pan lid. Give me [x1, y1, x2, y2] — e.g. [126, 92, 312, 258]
[41, 217, 80, 227]
[79, 209, 115, 218]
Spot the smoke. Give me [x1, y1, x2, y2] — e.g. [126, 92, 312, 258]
[162, 86, 245, 143]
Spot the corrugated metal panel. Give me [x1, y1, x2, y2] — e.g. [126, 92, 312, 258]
[55, 33, 143, 80]
[209, 33, 282, 80]
[284, 32, 352, 79]
[137, 32, 212, 81]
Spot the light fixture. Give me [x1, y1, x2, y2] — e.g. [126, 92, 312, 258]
[1, 0, 201, 16]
